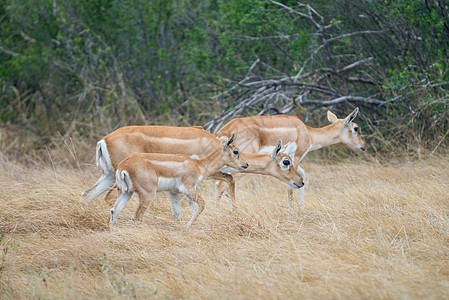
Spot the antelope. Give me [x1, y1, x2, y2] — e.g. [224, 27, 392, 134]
[215, 107, 366, 207]
[217, 140, 304, 207]
[110, 135, 247, 227]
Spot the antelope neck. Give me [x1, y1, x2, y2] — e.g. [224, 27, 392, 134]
[240, 153, 270, 174]
[197, 146, 226, 177]
[306, 122, 342, 150]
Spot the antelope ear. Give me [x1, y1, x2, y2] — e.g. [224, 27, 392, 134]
[344, 107, 359, 126]
[271, 140, 282, 160]
[281, 142, 297, 161]
[327, 110, 338, 124]
[221, 134, 236, 150]
[227, 134, 236, 147]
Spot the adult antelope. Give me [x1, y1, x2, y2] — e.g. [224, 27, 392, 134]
[215, 107, 366, 207]
[82, 126, 304, 208]
[82, 126, 232, 205]
[110, 135, 247, 227]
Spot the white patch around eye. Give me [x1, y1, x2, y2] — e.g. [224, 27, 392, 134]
[280, 160, 291, 171]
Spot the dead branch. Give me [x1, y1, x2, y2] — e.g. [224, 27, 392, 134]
[20, 31, 36, 43]
[0, 46, 19, 56]
[337, 57, 373, 73]
[299, 96, 385, 106]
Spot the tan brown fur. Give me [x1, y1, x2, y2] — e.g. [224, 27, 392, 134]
[216, 111, 365, 160]
[103, 126, 221, 169]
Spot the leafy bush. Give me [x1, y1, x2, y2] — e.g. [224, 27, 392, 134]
[0, 0, 447, 158]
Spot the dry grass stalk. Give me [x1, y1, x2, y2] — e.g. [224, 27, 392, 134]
[0, 157, 448, 299]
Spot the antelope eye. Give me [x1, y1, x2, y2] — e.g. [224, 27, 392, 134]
[354, 126, 359, 132]
[233, 150, 239, 155]
[283, 160, 290, 166]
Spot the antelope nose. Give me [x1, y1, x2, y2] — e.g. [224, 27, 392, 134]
[240, 163, 248, 170]
[293, 181, 304, 189]
[360, 147, 366, 151]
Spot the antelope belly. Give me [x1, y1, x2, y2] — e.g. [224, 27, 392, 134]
[157, 177, 181, 192]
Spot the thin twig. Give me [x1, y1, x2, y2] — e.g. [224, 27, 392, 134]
[431, 127, 449, 155]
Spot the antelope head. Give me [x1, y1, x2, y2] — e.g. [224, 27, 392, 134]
[220, 134, 249, 171]
[270, 140, 304, 189]
[327, 107, 366, 152]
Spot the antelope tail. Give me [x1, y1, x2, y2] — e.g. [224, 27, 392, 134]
[96, 140, 113, 173]
[116, 169, 132, 193]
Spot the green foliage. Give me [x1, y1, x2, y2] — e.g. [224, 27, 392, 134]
[0, 0, 448, 154]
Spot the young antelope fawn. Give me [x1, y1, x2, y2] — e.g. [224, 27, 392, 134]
[110, 134, 247, 227]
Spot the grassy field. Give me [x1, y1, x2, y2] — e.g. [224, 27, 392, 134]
[0, 153, 448, 299]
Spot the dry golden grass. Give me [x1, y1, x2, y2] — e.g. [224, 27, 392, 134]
[0, 153, 448, 299]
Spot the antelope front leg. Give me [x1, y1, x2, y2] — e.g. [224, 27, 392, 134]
[215, 181, 228, 205]
[286, 165, 306, 208]
[211, 171, 235, 210]
[297, 165, 306, 207]
[287, 185, 293, 209]
[228, 178, 236, 211]
[134, 190, 156, 224]
[185, 189, 205, 228]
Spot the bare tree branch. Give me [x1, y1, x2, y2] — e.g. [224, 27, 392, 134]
[212, 58, 260, 100]
[299, 96, 386, 106]
[0, 46, 19, 56]
[232, 34, 294, 41]
[20, 31, 36, 43]
[326, 30, 386, 44]
[337, 57, 373, 73]
[269, 0, 309, 19]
